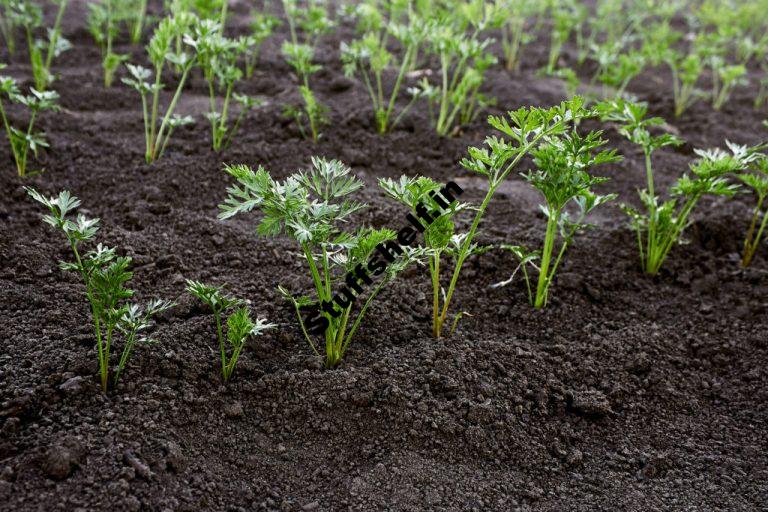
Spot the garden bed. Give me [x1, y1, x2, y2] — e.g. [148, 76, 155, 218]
[1, 0, 767, 511]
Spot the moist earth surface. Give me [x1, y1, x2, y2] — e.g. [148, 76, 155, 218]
[0, 1, 767, 511]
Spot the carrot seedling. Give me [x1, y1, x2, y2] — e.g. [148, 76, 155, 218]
[220, 157, 420, 366]
[341, 16, 428, 134]
[26, 188, 174, 392]
[87, 0, 129, 87]
[9, 0, 70, 91]
[186, 280, 274, 382]
[545, 0, 586, 75]
[600, 99, 757, 273]
[737, 153, 768, 267]
[0, 0, 18, 56]
[495, 131, 621, 308]
[432, 97, 595, 336]
[239, 8, 280, 78]
[418, 10, 498, 136]
[282, 42, 328, 141]
[190, 20, 262, 150]
[123, 15, 197, 163]
[282, 0, 334, 49]
[0, 71, 60, 177]
[499, 0, 541, 72]
[379, 175, 478, 336]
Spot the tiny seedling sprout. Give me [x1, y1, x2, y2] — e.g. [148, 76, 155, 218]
[186, 280, 275, 382]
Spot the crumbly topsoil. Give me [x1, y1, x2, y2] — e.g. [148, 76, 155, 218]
[1, 1, 767, 511]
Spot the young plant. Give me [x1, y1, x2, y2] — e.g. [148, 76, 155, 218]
[430, 96, 594, 337]
[596, 50, 646, 98]
[712, 63, 747, 111]
[495, 132, 621, 308]
[693, 31, 747, 111]
[219, 157, 418, 367]
[340, 18, 426, 134]
[190, 20, 260, 150]
[499, 0, 541, 72]
[666, 50, 705, 118]
[87, 0, 129, 87]
[186, 281, 274, 382]
[419, 17, 496, 136]
[122, 15, 197, 163]
[639, 19, 680, 69]
[578, 0, 641, 64]
[600, 99, 756, 273]
[12, 0, 70, 91]
[0, 71, 60, 177]
[379, 175, 477, 336]
[545, 0, 586, 75]
[0, 0, 17, 56]
[129, 0, 149, 43]
[633, 144, 754, 272]
[239, 9, 280, 77]
[26, 188, 174, 392]
[597, 99, 679, 273]
[282, 42, 328, 141]
[737, 154, 768, 267]
[282, 0, 334, 49]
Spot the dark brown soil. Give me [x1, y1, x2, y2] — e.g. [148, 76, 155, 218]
[1, 1, 767, 511]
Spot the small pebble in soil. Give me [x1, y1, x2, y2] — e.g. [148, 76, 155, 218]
[568, 390, 612, 417]
[224, 402, 244, 418]
[59, 376, 87, 395]
[124, 450, 153, 480]
[42, 438, 83, 480]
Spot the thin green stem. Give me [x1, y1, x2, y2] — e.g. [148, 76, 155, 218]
[140, 92, 149, 155]
[302, 243, 325, 299]
[534, 211, 558, 308]
[220, 0, 228, 30]
[207, 75, 217, 146]
[0, 99, 22, 174]
[290, 300, 321, 357]
[742, 195, 767, 267]
[215, 81, 234, 150]
[46, 0, 68, 70]
[748, 207, 768, 266]
[436, 53, 450, 136]
[19, 110, 38, 177]
[436, 189, 493, 337]
[435, 127, 557, 336]
[224, 343, 243, 382]
[330, 307, 350, 366]
[147, 65, 163, 161]
[430, 252, 440, 338]
[131, 0, 148, 43]
[214, 310, 226, 380]
[104, 0, 114, 87]
[643, 149, 657, 273]
[115, 329, 137, 387]
[649, 194, 700, 274]
[152, 64, 192, 162]
[223, 108, 246, 149]
[341, 279, 387, 359]
[381, 44, 414, 133]
[102, 324, 114, 392]
[522, 265, 533, 305]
